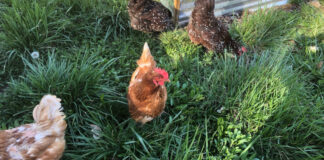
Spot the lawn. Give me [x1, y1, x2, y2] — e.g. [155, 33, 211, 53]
[0, 0, 323, 159]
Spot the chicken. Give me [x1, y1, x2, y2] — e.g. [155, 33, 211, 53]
[127, 42, 170, 124]
[128, 0, 174, 33]
[0, 95, 67, 160]
[187, 0, 246, 55]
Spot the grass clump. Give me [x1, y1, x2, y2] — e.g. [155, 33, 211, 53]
[0, 0, 69, 53]
[204, 50, 323, 159]
[0, 51, 125, 154]
[231, 8, 297, 51]
[160, 29, 203, 64]
[233, 51, 300, 132]
[292, 4, 324, 92]
[297, 4, 324, 38]
[58, 0, 129, 41]
[255, 95, 324, 159]
[0, 1, 323, 159]
[234, 52, 323, 159]
[0, 52, 122, 126]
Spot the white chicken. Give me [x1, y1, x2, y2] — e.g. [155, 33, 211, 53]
[0, 95, 67, 160]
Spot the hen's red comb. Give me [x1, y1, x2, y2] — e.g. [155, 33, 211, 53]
[241, 47, 247, 53]
[154, 68, 169, 80]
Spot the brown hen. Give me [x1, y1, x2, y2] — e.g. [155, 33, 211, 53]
[128, 0, 174, 33]
[127, 42, 170, 124]
[187, 0, 245, 54]
[0, 95, 67, 160]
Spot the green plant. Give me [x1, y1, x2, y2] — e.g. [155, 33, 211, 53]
[292, 4, 324, 92]
[57, 0, 129, 41]
[160, 30, 203, 64]
[297, 4, 324, 38]
[0, 0, 69, 53]
[0, 52, 123, 125]
[289, 0, 310, 5]
[231, 8, 297, 51]
[195, 50, 322, 159]
[254, 94, 324, 159]
[0, 1, 323, 159]
[243, 52, 324, 159]
[215, 121, 253, 160]
[63, 110, 253, 160]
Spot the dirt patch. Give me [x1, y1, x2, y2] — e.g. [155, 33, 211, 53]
[215, 0, 324, 29]
[215, 11, 243, 29]
[308, 0, 324, 12]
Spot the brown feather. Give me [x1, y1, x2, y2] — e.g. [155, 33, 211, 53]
[0, 95, 66, 160]
[128, 0, 174, 33]
[136, 42, 156, 67]
[187, 0, 241, 53]
[128, 43, 168, 124]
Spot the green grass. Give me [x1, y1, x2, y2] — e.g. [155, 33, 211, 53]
[160, 29, 203, 64]
[292, 4, 324, 93]
[0, 0, 323, 159]
[0, 0, 70, 53]
[57, 0, 129, 41]
[297, 4, 324, 38]
[289, 0, 309, 5]
[0, 51, 123, 124]
[231, 8, 297, 51]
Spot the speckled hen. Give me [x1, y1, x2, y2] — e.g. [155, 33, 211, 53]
[187, 0, 246, 54]
[128, 0, 174, 33]
[0, 95, 67, 160]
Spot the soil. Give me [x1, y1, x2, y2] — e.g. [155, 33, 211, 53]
[214, 0, 324, 29]
[215, 11, 243, 29]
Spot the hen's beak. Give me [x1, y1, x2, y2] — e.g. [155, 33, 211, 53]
[166, 79, 170, 82]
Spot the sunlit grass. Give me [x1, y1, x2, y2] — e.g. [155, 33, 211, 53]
[0, 0, 323, 159]
[231, 8, 297, 51]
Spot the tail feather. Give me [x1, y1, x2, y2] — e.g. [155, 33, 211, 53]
[33, 95, 65, 124]
[195, 0, 215, 11]
[137, 42, 156, 67]
[208, 0, 215, 10]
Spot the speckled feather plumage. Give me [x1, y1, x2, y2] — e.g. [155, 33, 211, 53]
[187, 0, 241, 53]
[0, 95, 66, 160]
[128, 0, 174, 33]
